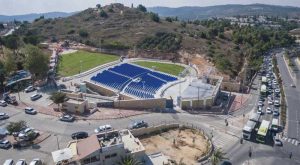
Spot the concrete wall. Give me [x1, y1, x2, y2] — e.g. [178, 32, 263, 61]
[114, 98, 166, 110]
[191, 100, 204, 109]
[130, 124, 180, 137]
[221, 81, 241, 93]
[85, 81, 117, 97]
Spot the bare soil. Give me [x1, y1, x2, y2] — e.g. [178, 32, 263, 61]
[140, 128, 209, 165]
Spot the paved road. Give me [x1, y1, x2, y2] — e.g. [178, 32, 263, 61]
[0, 105, 241, 164]
[276, 52, 300, 140]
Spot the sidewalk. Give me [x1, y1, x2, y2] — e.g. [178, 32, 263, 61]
[228, 93, 251, 112]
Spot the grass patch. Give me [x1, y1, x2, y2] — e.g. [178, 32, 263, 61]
[58, 50, 119, 76]
[134, 61, 185, 76]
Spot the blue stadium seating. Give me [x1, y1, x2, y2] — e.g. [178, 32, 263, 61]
[90, 63, 178, 99]
[91, 70, 129, 91]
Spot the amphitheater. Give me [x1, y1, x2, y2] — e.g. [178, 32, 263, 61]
[63, 58, 222, 111]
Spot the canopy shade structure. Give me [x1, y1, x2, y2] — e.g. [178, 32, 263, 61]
[52, 148, 73, 163]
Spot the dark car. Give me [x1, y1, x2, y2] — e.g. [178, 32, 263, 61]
[220, 161, 232, 165]
[0, 113, 9, 120]
[71, 132, 88, 139]
[131, 120, 149, 129]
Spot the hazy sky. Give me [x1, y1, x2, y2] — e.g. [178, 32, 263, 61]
[1, 0, 300, 15]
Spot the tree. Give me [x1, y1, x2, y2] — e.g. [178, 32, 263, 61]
[4, 49, 17, 74]
[96, 4, 101, 9]
[99, 10, 108, 18]
[149, 12, 160, 23]
[6, 120, 27, 134]
[137, 4, 147, 12]
[23, 35, 39, 45]
[79, 29, 89, 38]
[24, 45, 49, 80]
[117, 155, 142, 165]
[50, 92, 67, 112]
[211, 148, 228, 165]
[0, 60, 6, 90]
[2, 35, 20, 50]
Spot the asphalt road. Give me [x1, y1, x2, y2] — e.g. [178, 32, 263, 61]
[276, 52, 300, 140]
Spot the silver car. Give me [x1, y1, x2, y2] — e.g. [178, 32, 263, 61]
[0, 113, 9, 120]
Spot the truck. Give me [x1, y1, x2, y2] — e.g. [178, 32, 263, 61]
[3, 92, 18, 105]
[243, 120, 257, 140]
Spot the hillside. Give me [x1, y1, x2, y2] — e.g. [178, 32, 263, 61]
[14, 4, 255, 77]
[0, 12, 75, 22]
[148, 4, 300, 20]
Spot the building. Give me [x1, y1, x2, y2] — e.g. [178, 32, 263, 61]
[52, 129, 146, 165]
[179, 76, 222, 110]
[62, 98, 88, 114]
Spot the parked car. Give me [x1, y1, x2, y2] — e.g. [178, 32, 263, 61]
[3, 159, 14, 165]
[25, 86, 36, 93]
[30, 94, 42, 101]
[275, 89, 280, 93]
[0, 100, 7, 107]
[274, 135, 283, 146]
[16, 159, 26, 165]
[25, 107, 37, 115]
[274, 100, 280, 107]
[290, 84, 296, 88]
[273, 110, 280, 116]
[0, 139, 11, 149]
[0, 113, 9, 120]
[29, 159, 42, 165]
[268, 100, 273, 105]
[131, 120, 149, 129]
[18, 128, 39, 140]
[220, 161, 232, 165]
[94, 124, 112, 133]
[71, 131, 88, 139]
[258, 101, 264, 107]
[266, 107, 272, 114]
[59, 115, 75, 122]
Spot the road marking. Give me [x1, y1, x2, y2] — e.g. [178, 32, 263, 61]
[292, 139, 296, 144]
[288, 138, 292, 143]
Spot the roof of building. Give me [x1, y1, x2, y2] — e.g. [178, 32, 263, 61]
[52, 148, 73, 163]
[181, 79, 215, 100]
[75, 135, 101, 160]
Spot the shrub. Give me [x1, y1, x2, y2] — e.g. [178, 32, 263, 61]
[79, 29, 89, 38]
[149, 12, 160, 23]
[137, 4, 147, 12]
[99, 10, 108, 18]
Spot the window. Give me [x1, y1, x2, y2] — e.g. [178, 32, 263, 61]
[104, 153, 117, 159]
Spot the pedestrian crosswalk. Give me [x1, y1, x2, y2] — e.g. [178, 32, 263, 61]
[211, 131, 238, 150]
[281, 137, 299, 146]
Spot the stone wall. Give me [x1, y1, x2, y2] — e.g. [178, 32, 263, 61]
[114, 98, 166, 110]
[130, 124, 180, 137]
[84, 81, 117, 97]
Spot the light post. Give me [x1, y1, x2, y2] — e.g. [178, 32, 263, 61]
[54, 134, 60, 150]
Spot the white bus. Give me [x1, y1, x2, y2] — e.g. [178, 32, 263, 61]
[249, 113, 260, 123]
[271, 118, 279, 132]
[243, 120, 257, 140]
[256, 120, 270, 143]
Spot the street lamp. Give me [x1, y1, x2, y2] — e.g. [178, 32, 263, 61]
[54, 134, 60, 150]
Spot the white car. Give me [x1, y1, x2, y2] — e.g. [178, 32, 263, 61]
[16, 159, 26, 165]
[266, 107, 272, 114]
[0, 100, 7, 107]
[29, 158, 42, 165]
[3, 159, 14, 165]
[94, 124, 112, 133]
[30, 93, 42, 101]
[274, 100, 280, 106]
[275, 89, 280, 93]
[25, 85, 36, 93]
[258, 101, 264, 107]
[18, 127, 34, 139]
[268, 100, 273, 105]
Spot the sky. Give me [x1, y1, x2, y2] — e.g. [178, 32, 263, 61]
[1, 0, 300, 15]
